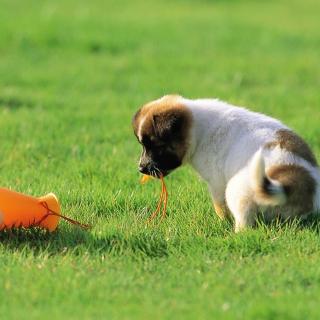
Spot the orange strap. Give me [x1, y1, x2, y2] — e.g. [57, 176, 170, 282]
[39, 202, 92, 230]
[147, 174, 168, 223]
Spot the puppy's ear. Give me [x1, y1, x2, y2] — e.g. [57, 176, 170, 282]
[132, 109, 141, 127]
[132, 109, 141, 137]
[152, 110, 185, 141]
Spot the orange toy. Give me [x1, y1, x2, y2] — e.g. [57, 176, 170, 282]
[0, 188, 90, 232]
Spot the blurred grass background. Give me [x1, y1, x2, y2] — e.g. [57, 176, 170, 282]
[0, 0, 320, 319]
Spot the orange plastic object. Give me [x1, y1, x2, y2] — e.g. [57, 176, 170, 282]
[0, 188, 61, 232]
[140, 174, 153, 184]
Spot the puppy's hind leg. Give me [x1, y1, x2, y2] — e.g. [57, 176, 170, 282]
[208, 185, 231, 220]
[226, 170, 257, 232]
[213, 201, 230, 220]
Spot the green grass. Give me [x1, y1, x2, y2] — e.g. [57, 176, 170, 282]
[1, 0, 320, 319]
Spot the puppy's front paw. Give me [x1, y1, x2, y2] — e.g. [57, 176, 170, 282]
[235, 223, 246, 233]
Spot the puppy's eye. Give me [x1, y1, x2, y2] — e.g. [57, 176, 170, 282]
[141, 136, 152, 149]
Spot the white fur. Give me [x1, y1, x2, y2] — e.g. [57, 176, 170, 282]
[316, 187, 320, 211]
[177, 97, 320, 231]
[138, 116, 147, 141]
[249, 148, 286, 206]
[314, 171, 320, 211]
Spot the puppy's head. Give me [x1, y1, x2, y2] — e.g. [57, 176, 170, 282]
[132, 95, 192, 177]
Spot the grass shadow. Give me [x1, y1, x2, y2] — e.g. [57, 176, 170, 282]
[0, 226, 169, 259]
[254, 212, 320, 233]
[1, 213, 319, 259]
[0, 96, 35, 110]
[296, 213, 320, 233]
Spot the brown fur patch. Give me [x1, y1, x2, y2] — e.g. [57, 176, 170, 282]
[267, 164, 316, 213]
[132, 109, 141, 138]
[265, 129, 318, 166]
[132, 95, 182, 131]
[213, 201, 231, 220]
[132, 95, 193, 159]
[132, 95, 177, 137]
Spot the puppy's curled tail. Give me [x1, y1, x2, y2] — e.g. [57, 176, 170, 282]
[250, 149, 287, 206]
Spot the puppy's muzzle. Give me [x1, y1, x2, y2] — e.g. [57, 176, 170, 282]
[138, 165, 169, 178]
[138, 162, 165, 177]
[138, 165, 152, 175]
[138, 158, 157, 173]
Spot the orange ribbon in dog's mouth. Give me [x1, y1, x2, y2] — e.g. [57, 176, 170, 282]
[140, 174, 168, 222]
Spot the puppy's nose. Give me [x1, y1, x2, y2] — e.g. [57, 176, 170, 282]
[138, 166, 149, 174]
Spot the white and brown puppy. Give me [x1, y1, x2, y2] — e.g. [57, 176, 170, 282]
[132, 95, 320, 232]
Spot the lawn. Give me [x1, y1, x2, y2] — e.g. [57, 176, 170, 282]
[0, 0, 320, 319]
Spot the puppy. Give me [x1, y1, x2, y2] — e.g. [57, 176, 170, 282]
[132, 95, 320, 231]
